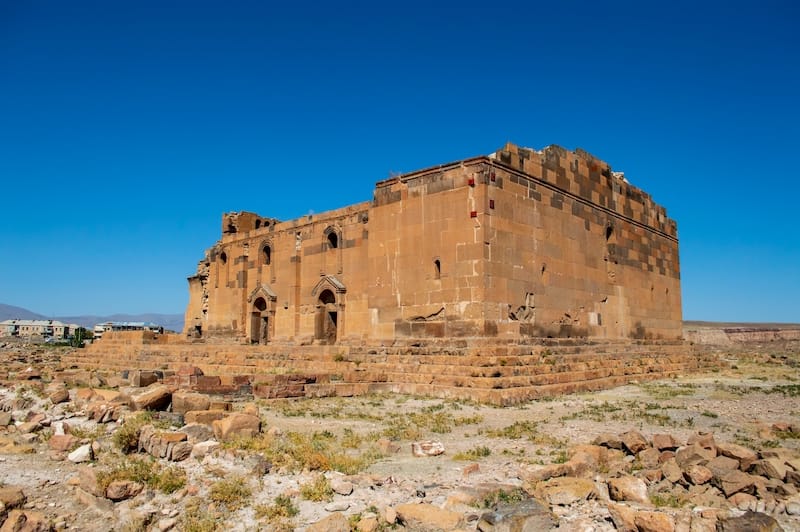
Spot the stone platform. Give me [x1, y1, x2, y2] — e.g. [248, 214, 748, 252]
[61, 332, 720, 405]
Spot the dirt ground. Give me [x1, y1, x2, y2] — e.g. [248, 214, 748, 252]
[0, 340, 798, 531]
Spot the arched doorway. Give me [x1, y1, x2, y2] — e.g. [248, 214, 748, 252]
[251, 297, 270, 344]
[315, 289, 337, 344]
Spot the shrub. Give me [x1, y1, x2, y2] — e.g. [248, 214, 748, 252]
[300, 475, 333, 502]
[209, 476, 252, 511]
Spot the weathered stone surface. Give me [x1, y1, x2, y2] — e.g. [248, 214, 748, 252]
[306, 512, 349, 532]
[48, 388, 69, 404]
[170, 441, 193, 461]
[638, 447, 661, 469]
[0, 509, 52, 532]
[675, 444, 715, 468]
[105, 480, 143, 501]
[330, 477, 354, 496]
[706, 455, 741, 478]
[0, 486, 26, 510]
[687, 432, 716, 450]
[607, 476, 649, 504]
[130, 384, 173, 411]
[48, 434, 79, 452]
[634, 510, 675, 532]
[652, 433, 679, 451]
[716, 510, 783, 532]
[476, 498, 554, 532]
[190, 440, 221, 459]
[410, 440, 444, 457]
[183, 410, 227, 425]
[534, 476, 595, 506]
[684, 464, 713, 485]
[750, 458, 788, 481]
[211, 413, 261, 441]
[716, 470, 757, 497]
[620, 430, 649, 454]
[171, 391, 210, 414]
[396, 503, 464, 530]
[593, 433, 625, 450]
[129, 370, 160, 387]
[67, 443, 93, 463]
[177, 423, 213, 444]
[716, 441, 758, 471]
[607, 502, 637, 532]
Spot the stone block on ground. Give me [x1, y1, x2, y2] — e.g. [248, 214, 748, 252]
[395, 503, 464, 530]
[0, 509, 51, 532]
[212, 413, 261, 441]
[534, 476, 596, 506]
[306, 512, 349, 532]
[411, 440, 444, 457]
[608, 476, 649, 504]
[715, 510, 783, 532]
[634, 510, 675, 532]
[476, 498, 554, 531]
[130, 384, 173, 411]
[171, 391, 211, 415]
[620, 430, 649, 454]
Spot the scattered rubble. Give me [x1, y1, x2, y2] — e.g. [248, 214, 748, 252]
[0, 340, 798, 531]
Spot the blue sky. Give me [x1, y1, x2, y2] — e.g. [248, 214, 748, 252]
[1, 1, 798, 322]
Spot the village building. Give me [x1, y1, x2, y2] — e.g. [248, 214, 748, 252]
[0, 319, 81, 340]
[184, 142, 681, 345]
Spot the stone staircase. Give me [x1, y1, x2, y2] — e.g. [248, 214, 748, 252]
[61, 334, 720, 405]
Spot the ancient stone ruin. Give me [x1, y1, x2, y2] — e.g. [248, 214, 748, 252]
[66, 143, 716, 403]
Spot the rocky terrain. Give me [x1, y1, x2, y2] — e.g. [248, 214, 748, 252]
[0, 337, 798, 531]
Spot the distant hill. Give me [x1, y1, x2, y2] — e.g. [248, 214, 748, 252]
[0, 304, 184, 333]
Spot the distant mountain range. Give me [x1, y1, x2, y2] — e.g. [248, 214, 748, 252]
[0, 303, 184, 333]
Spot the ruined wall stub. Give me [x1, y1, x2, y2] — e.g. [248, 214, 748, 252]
[185, 142, 681, 344]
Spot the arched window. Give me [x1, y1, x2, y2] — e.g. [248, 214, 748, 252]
[605, 225, 614, 242]
[262, 244, 272, 265]
[327, 231, 338, 249]
[219, 251, 228, 264]
[433, 259, 441, 280]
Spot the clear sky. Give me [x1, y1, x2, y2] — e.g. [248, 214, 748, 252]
[1, 1, 798, 322]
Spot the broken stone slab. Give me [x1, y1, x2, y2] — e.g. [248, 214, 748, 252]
[716, 441, 758, 471]
[330, 477, 354, 496]
[749, 458, 788, 481]
[620, 430, 649, 455]
[715, 510, 784, 531]
[607, 502, 637, 532]
[411, 440, 444, 457]
[607, 476, 649, 504]
[183, 409, 227, 425]
[0, 509, 51, 532]
[715, 470, 757, 497]
[652, 433, 680, 451]
[190, 440, 221, 460]
[476, 498, 555, 531]
[212, 413, 261, 441]
[129, 384, 174, 411]
[306, 512, 350, 532]
[533, 476, 596, 506]
[0, 486, 26, 510]
[675, 444, 715, 468]
[105, 480, 143, 501]
[129, 370, 161, 387]
[684, 464, 714, 486]
[171, 391, 211, 415]
[593, 433, 625, 450]
[68, 443, 93, 463]
[633, 510, 675, 532]
[48, 388, 70, 405]
[48, 434, 79, 453]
